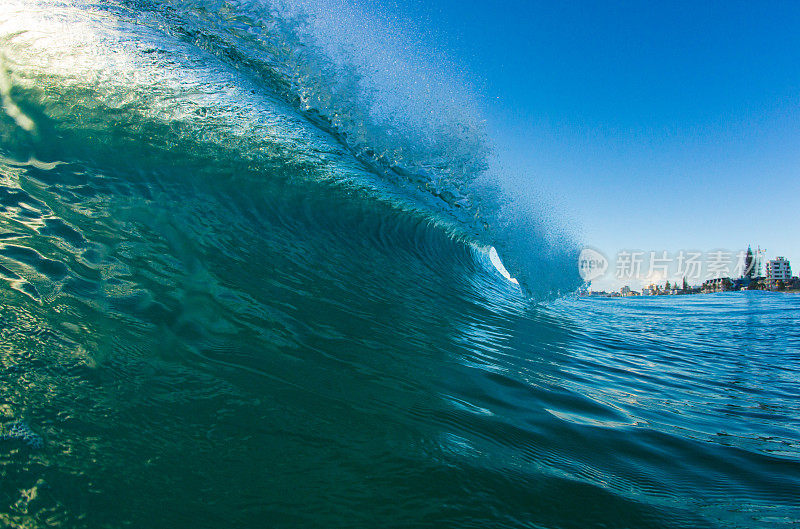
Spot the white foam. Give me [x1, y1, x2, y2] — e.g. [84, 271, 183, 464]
[488, 246, 519, 284]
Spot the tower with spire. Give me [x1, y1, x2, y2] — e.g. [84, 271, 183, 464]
[744, 246, 755, 278]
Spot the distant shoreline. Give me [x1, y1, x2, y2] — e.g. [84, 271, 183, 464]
[584, 289, 800, 298]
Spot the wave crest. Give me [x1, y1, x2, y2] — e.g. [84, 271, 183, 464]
[0, 0, 582, 299]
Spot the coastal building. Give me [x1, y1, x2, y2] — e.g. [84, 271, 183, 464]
[743, 246, 755, 278]
[701, 277, 733, 293]
[766, 257, 792, 282]
[752, 246, 766, 277]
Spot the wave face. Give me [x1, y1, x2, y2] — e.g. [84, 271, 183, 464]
[2, 2, 798, 529]
[0, 0, 580, 297]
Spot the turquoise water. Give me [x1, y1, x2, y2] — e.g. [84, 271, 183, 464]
[2, 1, 800, 527]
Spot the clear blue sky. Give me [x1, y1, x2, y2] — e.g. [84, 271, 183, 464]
[374, 0, 800, 289]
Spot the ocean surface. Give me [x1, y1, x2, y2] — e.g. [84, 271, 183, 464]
[1, 1, 799, 528]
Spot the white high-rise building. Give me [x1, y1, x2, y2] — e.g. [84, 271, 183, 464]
[766, 257, 792, 281]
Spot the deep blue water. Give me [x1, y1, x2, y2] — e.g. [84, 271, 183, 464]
[1, 1, 799, 527]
